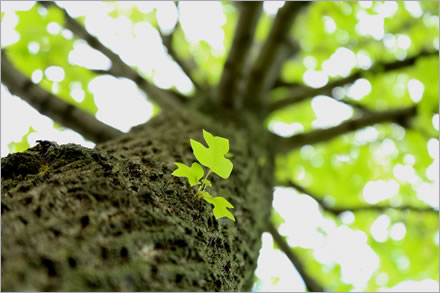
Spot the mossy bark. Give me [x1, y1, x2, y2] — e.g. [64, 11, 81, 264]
[1, 110, 273, 291]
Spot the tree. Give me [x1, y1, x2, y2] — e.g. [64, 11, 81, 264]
[1, 1, 438, 291]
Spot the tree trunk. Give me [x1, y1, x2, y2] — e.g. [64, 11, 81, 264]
[1, 110, 274, 291]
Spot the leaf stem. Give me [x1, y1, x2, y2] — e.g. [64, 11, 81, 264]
[201, 169, 212, 191]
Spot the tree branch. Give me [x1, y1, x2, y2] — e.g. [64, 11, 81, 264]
[242, 1, 309, 109]
[267, 223, 325, 292]
[281, 180, 439, 216]
[275, 106, 417, 153]
[217, 2, 262, 108]
[1, 50, 122, 143]
[270, 50, 438, 112]
[38, 1, 184, 111]
[160, 25, 202, 91]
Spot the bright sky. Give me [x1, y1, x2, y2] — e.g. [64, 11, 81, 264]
[1, 1, 439, 291]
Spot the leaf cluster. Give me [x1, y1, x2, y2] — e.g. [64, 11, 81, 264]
[172, 130, 235, 221]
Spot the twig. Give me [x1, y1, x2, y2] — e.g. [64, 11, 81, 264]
[275, 106, 417, 153]
[242, 1, 310, 109]
[217, 2, 262, 108]
[267, 223, 325, 292]
[159, 24, 201, 90]
[281, 180, 439, 216]
[270, 50, 438, 112]
[1, 50, 122, 143]
[38, 1, 183, 111]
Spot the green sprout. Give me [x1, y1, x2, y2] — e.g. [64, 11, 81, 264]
[172, 130, 235, 221]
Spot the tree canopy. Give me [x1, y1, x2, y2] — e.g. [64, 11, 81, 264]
[1, 1, 439, 291]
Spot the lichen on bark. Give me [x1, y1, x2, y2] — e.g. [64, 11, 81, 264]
[2, 111, 273, 291]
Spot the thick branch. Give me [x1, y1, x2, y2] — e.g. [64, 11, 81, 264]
[281, 180, 439, 216]
[1, 51, 122, 143]
[39, 1, 183, 110]
[270, 50, 438, 112]
[275, 106, 417, 153]
[160, 25, 201, 90]
[267, 223, 325, 292]
[217, 2, 262, 108]
[243, 1, 309, 109]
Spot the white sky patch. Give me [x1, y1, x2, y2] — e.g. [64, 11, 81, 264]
[47, 21, 62, 35]
[272, 187, 380, 290]
[268, 121, 304, 137]
[347, 78, 372, 100]
[69, 82, 86, 103]
[356, 51, 372, 70]
[27, 128, 95, 150]
[407, 79, 424, 103]
[415, 182, 439, 208]
[58, 1, 113, 18]
[339, 211, 355, 225]
[359, 1, 372, 9]
[44, 66, 65, 83]
[28, 41, 40, 54]
[390, 222, 406, 241]
[254, 232, 307, 292]
[363, 179, 399, 205]
[62, 29, 73, 40]
[323, 16, 336, 34]
[354, 126, 379, 145]
[396, 255, 410, 272]
[427, 138, 439, 160]
[156, 2, 178, 34]
[1, 85, 95, 156]
[311, 96, 353, 128]
[51, 82, 59, 94]
[393, 164, 419, 185]
[397, 34, 411, 50]
[404, 154, 415, 165]
[273, 187, 326, 249]
[303, 70, 328, 88]
[303, 56, 317, 69]
[370, 214, 390, 243]
[381, 279, 439, 292]
[1, 9, 20, 47]
[332, 86, 346, 100]
[433, 37, 440, 50]
[313, 226, 379, 290]
[68, 40, 112, 70]
[179, 2, 225, 50]
[322, 47, 357, 77]
[375, 139, 398, 160]
[88, 76, 153, 132]
[355, 10, 384, 40]
[383, 34, 396, 49]
[404, 1, 423, 18]
[374, 1, 398, 18]
[31, 69, 43, 84]
[432, 114, 439, 131]
[426, 159, 439, 182]
[263, 1, 285, 15]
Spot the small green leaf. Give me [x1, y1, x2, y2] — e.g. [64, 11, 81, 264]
[190, 130, 233, 179]
[172, 162, 204, 186]
[198, 190, 212, 200]
[203, 195, 235, 221]
[201, 179, 212, 187]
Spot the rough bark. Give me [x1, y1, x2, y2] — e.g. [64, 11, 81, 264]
[1, 110, 273, 291]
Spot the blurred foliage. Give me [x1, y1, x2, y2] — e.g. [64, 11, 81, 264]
[2, 1, 439, 291]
